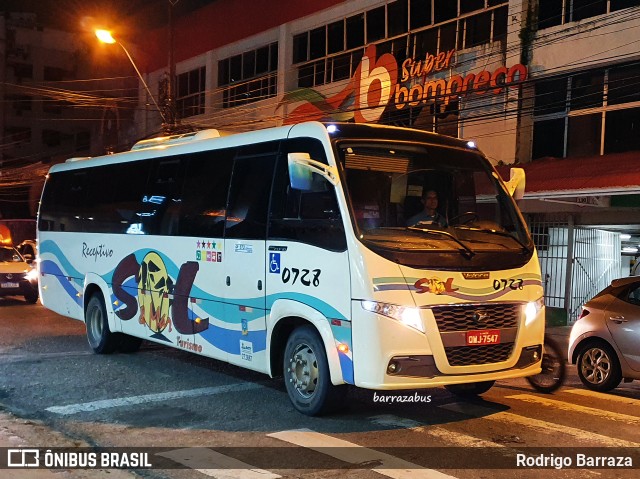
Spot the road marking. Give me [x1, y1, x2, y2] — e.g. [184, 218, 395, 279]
[268, 428, 458, 479]
[0, 351, 92, 363]
[45, 383, 264, 415]
[505, 394, 640, 424]
[564, 388, 640, 405]
[440, 402, 640, 447]
[369, 414, 505, 448]
[157, 448, 280, 479]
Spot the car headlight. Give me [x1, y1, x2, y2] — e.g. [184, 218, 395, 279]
[525, 297, 545, 325]
[361, 300, 424, 333]
[24, 268, 39, 282]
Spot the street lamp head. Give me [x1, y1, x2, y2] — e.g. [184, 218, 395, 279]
[95, 29, 116, 44]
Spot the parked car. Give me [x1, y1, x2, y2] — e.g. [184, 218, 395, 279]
[568, 277, 640, 391]
[0, 245, 39, 303]
[16, 239, 37, 264]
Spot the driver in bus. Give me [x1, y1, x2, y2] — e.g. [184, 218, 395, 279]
[406, 189, 447, 227]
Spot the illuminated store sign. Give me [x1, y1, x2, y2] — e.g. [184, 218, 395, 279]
[282, 45, 528, 124]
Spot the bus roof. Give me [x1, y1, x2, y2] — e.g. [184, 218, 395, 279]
[48, 122, 478, 174]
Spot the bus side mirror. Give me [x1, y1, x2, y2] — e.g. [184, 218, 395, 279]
[505, 167, 525, 200]
[288, 153, 338, 191]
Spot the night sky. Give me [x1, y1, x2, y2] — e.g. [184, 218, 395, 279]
[1, 0, 218, 34]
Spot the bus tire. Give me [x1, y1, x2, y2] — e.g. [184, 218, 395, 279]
[117, 334, 143, 353]
[445, 380, 495, 397]
[284, 325, 346, 416]
[85, 294, 118, 354]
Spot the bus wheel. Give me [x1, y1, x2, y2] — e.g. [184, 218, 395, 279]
[85, 294, 118, 354]
[284, 325, 346, 416]
[445, 380, 495, 397]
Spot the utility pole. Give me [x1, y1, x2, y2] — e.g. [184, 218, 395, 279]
[165, 0, 178, 133]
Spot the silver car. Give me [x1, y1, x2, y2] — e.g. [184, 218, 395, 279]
[569, 277, 640, 391]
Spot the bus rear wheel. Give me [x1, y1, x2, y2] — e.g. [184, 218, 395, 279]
[85, 294, 118, 354]
[284, 325, 346, 416]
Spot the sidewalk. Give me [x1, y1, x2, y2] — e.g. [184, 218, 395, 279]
[0, 411, 138, 479]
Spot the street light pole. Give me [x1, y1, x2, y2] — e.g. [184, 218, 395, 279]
[95, 29, 169, 130]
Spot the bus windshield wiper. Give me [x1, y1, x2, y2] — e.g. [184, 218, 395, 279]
[407, 226, 475, 259]
[455, 226, 532, 254]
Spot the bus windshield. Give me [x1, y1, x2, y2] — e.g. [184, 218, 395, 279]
[336, 141, 533, 269]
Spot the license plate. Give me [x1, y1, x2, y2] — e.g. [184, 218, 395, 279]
[466, 329, 500, 346]
[1, 282, 19, 289]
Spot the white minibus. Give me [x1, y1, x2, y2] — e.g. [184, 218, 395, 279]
[38, 122, 544, 415]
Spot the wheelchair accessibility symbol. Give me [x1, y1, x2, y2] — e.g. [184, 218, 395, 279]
[269, 253, 280, 274]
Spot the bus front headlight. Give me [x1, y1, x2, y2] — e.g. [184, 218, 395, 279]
[361, 300, 424, 333]
[525, 297, 545, 325]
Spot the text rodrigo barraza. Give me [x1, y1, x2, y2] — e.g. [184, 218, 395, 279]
[516, 453, 633, 469]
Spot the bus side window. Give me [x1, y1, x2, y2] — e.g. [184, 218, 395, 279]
[269, 138, 346, 251]
[180, 149, 235, 238]
[225, 143, 279, 240]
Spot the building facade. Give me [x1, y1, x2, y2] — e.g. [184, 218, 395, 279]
[0, 12, 137, 218]
[133, 0, 640, 322]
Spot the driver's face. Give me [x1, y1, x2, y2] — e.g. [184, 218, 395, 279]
[425, 191, 438, 209]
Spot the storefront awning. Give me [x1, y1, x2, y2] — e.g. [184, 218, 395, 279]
[498, 151, 640, 199]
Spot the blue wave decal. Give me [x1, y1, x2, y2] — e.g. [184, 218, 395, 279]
[267, 292, 348, 321]
[40, 260, 82, 306]
[39, 241, 83, 283]
[338, 352, 354, 384]
[199, 325, 267, 354]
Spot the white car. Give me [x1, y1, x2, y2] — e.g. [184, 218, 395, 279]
[0, 245, 39, 303]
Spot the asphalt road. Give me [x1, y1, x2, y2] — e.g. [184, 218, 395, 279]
[1, 298, 639, 479]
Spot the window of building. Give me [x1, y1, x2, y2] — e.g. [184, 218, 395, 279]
[346, 14, 365, 49]
[410, 0, 432, 29]
[11, 63, 32, 81]
[387, 0, 408, 37]
[293, 1, 509, 88]
[3, 127, 31, 145]
[610, 0, 640, 12]
[8, 94, 31, 114]
[538, 0, 563, 29]
[570, 70, 604, 110]
[604, 107, 640, 154]
[76, 131, 90, 151]
[460, 0, 486, 15]
[571, 0, 607, 22]
[534, 78, 567, 116]
[608, 63, 640, 105]
[367, 6, 386, 43]
[532, 118, 566, 159]
[567, 113, 602, 157]
[176, 66, 205, 118]
[434, 0, 458, 23]
[532, 62, 640, 160]
[44, 66, 67, 81]
[463, 11, 492, 48]
[219, 43, 278, 109]
[538, 0, 636, 30]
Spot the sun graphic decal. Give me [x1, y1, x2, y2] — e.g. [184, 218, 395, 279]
[137, 252, 174, 336]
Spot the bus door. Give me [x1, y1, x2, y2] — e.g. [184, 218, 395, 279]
[266, 139, 352, 380]
[223, 143, 278, 371]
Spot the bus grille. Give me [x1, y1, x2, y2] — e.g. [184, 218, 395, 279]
[445, 343, 514, 366]
[431, 303, 520, 332]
